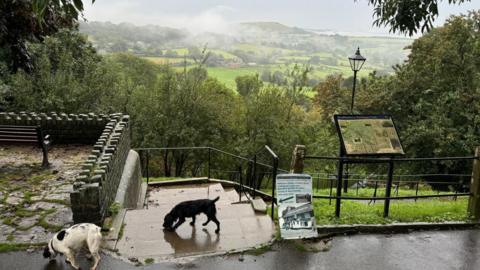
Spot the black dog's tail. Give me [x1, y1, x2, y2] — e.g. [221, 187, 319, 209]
[210, 196, 220, 203]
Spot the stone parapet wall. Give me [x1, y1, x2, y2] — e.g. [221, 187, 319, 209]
[0, 112, 109, 144]
[0, 111, 132, 225]
[70, 114, 131, 224]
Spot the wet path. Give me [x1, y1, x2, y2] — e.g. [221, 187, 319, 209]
[116, 183, 274, 260]
[2, 229, 480, 270]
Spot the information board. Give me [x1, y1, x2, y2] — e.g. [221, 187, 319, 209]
[276, 174, 317, 239]
[334, 115, 404, 156]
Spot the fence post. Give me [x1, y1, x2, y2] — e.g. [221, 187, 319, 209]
[290, 145, 305, 173]
[468, 147, 480, 220]
[383, 159, 394, 217]
[335, 159, 344, 217]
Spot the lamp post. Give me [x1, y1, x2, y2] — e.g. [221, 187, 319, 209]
[348, 47, 366, 113]
[344, 47, 366, 193]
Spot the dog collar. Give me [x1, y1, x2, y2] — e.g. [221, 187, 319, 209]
[49, 239, 58, 255]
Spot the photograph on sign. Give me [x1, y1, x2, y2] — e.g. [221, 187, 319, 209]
[334, 115, 404, 156]
[276, 174, 317, 239]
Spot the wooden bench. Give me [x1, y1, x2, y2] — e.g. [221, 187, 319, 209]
[0, 125, 51, 167]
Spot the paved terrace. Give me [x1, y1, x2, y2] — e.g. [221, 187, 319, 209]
[0, 145, 90, 243]
[116, 183, 275, 260]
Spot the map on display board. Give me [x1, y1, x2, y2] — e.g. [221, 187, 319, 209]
[334, 115, 404, 156]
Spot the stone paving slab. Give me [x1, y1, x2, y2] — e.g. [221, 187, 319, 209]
[117, 183, 275, 260]
[0, 145, 90, 244]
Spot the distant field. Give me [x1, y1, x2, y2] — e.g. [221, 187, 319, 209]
[209, 49, 240, 60]
[166, 62, 376, 91]
[144, 56, 193, 65]
[144, 42, 390, 93]
[207, 67, 260, 89]
[162, 48, 189, 55]
[233, 43, 299, 55]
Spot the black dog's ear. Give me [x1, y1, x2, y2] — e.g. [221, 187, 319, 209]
[43, 246, 51, 258]
[56, 230, 66, 241]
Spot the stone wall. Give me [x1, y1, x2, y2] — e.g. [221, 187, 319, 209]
[0, 112, 109, 144]
[0, 111, 132, 225]
[70, 114, 131, 225]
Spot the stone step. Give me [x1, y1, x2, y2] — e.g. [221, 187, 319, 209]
[251, 198, 268, 213]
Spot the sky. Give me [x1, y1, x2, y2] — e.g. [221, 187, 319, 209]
[83, 0, 480, 37]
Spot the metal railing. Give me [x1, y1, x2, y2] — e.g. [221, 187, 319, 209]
[135, 146, 284, 219]
[303, 154, 477, 218]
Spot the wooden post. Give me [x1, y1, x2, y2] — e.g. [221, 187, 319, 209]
[468, 147, 480, 220]
[290, 145, 305, 173]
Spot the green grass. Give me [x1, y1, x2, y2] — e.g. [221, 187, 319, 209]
[209, 49, 240, 60]
[143, 56, 193, 65]
[245, 243, 272, 256]
[233, 43, 298, 55]
[2, 217, 14, 226]
[162, 48, 189, 55]
[37, 218, 63, 232]
[108, 202, 121, 216]
[206, 67, 260, 89]
[314, 186, 455, 198]
[0, 242, 44, 253]
[144, 258, 154, 264]
[14, 209, 36, 218]
[267, 187, 470, 225]
[313, 198, 468, 225]
[118, 223, 126, 240]
[6, 235, 14, 242]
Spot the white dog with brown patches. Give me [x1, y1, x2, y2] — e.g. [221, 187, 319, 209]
[43, 223, 102, 270]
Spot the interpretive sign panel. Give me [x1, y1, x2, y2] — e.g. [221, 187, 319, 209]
[276, 174, 317, 239]
[334, 115, 404, 156]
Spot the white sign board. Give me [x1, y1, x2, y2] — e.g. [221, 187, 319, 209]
[276, 174, 317, 239]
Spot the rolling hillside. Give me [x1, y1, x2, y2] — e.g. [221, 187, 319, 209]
[80, 21, 412, 90]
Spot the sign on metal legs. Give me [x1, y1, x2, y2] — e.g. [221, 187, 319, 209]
[276, 174, 318, 239]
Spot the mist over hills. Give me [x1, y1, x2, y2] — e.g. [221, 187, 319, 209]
[79, 20, 412, 87]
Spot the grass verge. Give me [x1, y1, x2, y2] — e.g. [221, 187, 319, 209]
[314, 198, 469, 225]
[0, 242, 44, 253]
[267, 188, 469, 225]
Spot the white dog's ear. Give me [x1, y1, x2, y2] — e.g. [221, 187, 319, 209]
[57, 230, 67, 241]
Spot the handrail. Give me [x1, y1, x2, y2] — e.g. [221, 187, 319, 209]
[135, 146, 286, 171]
[253, 145, 279, 219]
[265, 145, 278, 159]
[313, 193, 470, 200]
[135, 145, 282, 219]
[304, 155, 479, 162]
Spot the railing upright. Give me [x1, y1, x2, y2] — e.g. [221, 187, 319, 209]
[252, 154, 257, 198]
[271, 154, 278, 219]
[208, 147, 211, 180]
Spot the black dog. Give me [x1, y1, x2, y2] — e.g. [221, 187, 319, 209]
[163, 196, 220, 233]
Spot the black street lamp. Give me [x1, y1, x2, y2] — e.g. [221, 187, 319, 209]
[343, 47, 366, 193]
[348, 47, 366, 113]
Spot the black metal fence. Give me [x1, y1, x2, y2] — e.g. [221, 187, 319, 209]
[304, 155, 476, 217]
[135, 146, 285, 218]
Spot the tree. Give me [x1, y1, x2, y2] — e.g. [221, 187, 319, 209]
[0, 0, 90, 72]
[235, 74, 263, 96]
[313, 75, 351, 120]
[356, 12, 480, 182]
[364, 0, 471, 36]
[4, 29, 114, 113]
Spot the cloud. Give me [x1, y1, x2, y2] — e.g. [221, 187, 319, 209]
[84, 2, 237, 34]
